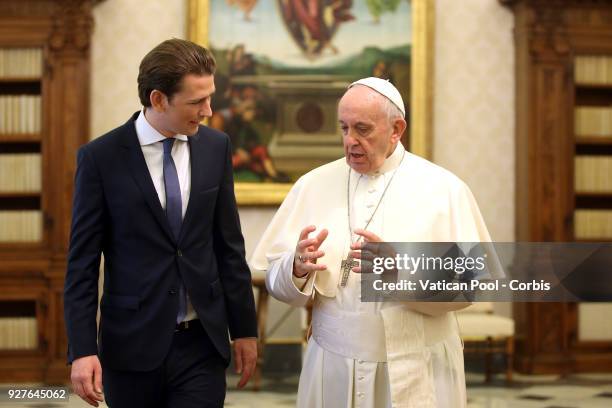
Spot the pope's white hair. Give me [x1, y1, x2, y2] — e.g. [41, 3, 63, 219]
[381, 96, 405, 124]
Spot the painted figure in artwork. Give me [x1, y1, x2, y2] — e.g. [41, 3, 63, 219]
[226, 0, 259, 21]
[211, 45, 288, 182]
[366, 0, 402, 23]
[278, 0, 354, 58]
[209, 0, 411, 184]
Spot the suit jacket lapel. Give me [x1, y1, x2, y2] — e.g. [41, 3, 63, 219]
[120, 114, 175, 242]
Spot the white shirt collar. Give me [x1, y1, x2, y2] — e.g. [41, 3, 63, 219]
[369, 142, 405, 176]
[135, 109, 188, 146]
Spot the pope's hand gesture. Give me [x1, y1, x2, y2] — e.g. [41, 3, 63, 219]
[293, 225, 328, 278]
[349, 229, 395, 274]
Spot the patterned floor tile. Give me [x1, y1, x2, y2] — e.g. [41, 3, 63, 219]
[517, 385, 601, 400]
[2, 376, 612, 407]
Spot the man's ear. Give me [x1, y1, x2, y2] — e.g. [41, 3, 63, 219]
[150, 90, 167, 113]
[390, 118, 407, 143]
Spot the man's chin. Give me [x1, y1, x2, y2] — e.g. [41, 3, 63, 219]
[185, 124, 200, 136]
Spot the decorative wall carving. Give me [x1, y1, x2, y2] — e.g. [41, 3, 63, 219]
[49, 1, 96, 53]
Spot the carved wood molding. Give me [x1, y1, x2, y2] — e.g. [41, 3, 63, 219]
[528, 15, 572, 58]
[539, 303, 567, 352]
[0, 0, 104, 18]
[0, 0, 57, 17]
[49, 0, 99, 53]
[501, 0, 612, 6]
[501, 0, 612, 31]
[564, 7, 612, 30]
[0, 1, 104, 53]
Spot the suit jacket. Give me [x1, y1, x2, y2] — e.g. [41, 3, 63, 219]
[64, 112, 257, 371]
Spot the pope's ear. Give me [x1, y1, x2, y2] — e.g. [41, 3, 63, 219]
[390, 117, 407, 143]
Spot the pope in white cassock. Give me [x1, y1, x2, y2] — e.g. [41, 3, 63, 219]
[250, 77, 494, 408]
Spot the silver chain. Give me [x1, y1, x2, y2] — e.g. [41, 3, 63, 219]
[347, 149, 405, 244]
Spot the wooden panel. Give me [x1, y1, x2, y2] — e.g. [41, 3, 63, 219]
[0, 0, 99, 383]
[504, 0, 612, 374]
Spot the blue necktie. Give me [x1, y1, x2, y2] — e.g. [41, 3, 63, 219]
[162, 138, 186, 323]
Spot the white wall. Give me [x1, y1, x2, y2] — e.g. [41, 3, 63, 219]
[433, 0, 515, 243]
[91, 0, 186, 137]
[432, 0, 515, 318]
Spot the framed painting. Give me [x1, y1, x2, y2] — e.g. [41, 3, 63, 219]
[188, 0, 434, 205]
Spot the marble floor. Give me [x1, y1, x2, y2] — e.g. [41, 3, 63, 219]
[2, 372, 612, 407]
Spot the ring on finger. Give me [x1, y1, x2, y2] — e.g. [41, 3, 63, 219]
[298, 254, 306, 263]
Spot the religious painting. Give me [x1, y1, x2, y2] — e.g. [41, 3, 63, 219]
[188, 0, 434, 204]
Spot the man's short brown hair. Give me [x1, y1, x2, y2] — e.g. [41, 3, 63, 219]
[137, 38, 216, 107]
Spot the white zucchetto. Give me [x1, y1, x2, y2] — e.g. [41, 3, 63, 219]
[348, 77, 405, 117]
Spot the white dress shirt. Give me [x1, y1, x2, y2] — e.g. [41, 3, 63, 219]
[135, 110, 197, 322]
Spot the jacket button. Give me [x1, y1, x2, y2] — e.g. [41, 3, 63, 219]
[177, 249, 182, 257]
[169, 289, 177, 295]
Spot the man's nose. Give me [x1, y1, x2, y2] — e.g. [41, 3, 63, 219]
[200, 100, 212, 117]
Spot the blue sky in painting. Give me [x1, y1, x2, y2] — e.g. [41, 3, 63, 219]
[209, 0, 412, 68]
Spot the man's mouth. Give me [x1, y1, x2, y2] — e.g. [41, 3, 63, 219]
[350, 152, 365, 159]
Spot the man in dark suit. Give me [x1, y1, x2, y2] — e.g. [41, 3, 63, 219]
[64, 38, 257, 408]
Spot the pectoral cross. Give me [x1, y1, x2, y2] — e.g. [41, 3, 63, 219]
[340, 257, 359, 287]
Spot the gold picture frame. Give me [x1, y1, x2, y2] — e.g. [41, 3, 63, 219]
[188, 0, 434, 206]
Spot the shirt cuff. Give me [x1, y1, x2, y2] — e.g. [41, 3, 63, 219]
[288, 252, 315, 295]
[291, 271, 315, 295]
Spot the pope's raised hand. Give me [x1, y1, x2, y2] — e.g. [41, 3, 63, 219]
[293, 225, 328, 278]
[349, 229, 397, 274]
[350, 229, 382, 247]
[348, 229, 380, 273]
